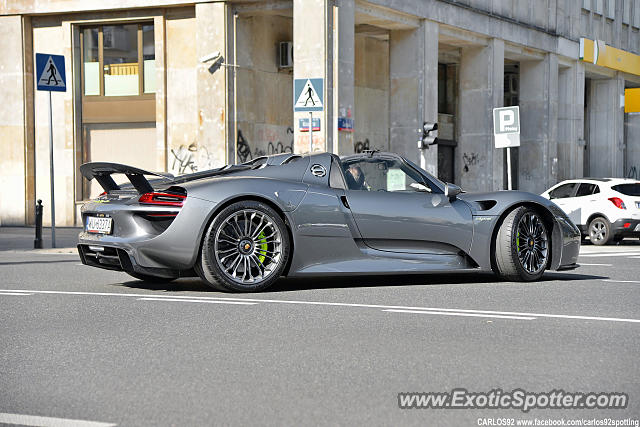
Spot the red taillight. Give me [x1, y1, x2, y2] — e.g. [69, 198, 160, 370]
[608, 197, 626, 209]
[139, 192, 186, 207]
[623, 222, 631, 228]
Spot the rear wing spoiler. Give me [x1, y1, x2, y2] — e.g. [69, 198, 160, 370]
[79, 162, 174, 194]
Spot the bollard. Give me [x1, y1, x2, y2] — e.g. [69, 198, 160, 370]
[34, 199, 43, 249]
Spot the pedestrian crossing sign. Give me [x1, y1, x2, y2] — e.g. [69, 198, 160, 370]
[294, 78, 323, 112]
[36, 53, 66, 92]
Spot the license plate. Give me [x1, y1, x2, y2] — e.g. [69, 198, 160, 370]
[86, 216, 112, 234]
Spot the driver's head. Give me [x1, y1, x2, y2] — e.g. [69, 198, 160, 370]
[349, 165, 365, 187]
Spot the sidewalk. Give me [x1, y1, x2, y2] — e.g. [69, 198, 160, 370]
[0, 226, 81, 252]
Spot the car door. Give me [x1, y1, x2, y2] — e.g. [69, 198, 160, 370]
[547, 182, 580, 224]
[340, 156, 473, 255]
[573, 182, 600, 225]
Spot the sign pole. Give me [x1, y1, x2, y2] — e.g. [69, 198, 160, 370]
[35, 53, 65, 248]
[506, 146, 512, 191]
[294, 78, 324, 154]
[493, 106, 520, 191]
[309, 112, 313, 153]
[48, 90, 56, 248]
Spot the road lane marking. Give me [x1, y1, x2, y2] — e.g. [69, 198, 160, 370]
[579, 248, 640, 252]
[383, 309, 535, 320]
[603, 279, 640, 284]
[1, 288, 640, 324]
[577, 263, 612, 266]
[137, 297, 257, 305]
[0, 412, 116, 427]
[580, 252, 640, 257]
[0, 292, 32, 296]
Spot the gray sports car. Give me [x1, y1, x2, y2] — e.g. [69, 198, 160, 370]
[78, 151, 580, 292]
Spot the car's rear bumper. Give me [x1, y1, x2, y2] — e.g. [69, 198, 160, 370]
[78, 196, 215, 272]
[77, 244, 183, 278]
[611, 218, 640, 237]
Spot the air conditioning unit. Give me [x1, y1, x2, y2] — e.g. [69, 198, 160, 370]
[279, 42, 293, 68]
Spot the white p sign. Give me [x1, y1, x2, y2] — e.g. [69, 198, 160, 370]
[493, 106, 520, 148]
[493, 106, 520, 135]
[499, 110, 514, 132]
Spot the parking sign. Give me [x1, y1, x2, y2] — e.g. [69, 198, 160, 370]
[493, 106, 520, 148]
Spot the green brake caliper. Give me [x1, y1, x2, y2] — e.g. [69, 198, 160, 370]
[257, 231, 268, 264]
[516, 231, 520, 252]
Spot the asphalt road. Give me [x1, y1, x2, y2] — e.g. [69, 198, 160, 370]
[1, 240, 639, 426]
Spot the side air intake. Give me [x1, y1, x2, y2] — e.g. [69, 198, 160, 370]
[476, 200, 497, 211]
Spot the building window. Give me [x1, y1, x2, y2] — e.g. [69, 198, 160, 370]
[594, 0, 604, 15]
[606, 0, 615, 19]
[623, 0, 631, 24]
[82, 28, 99, 95]
[81, 23, 155, 97]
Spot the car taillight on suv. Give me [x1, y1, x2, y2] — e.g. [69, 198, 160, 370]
[608, 197, 626, 209]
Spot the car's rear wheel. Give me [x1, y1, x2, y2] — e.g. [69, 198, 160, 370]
[126, 272, 176, 283]
[588, 216, 611, 246]
[196, 200, 290, 292]
[494, 206, 549, 281]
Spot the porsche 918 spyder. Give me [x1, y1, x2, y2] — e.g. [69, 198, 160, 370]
[78, 151, 580, 292]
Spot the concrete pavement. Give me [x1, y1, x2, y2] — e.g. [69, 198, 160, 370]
[0, 226, 81, 252]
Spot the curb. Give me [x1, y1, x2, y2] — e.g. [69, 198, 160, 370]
[2, 248, 77, 254]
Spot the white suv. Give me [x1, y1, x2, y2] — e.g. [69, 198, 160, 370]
[541, 178, 640, 245]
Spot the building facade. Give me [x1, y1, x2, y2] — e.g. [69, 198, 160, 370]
[1, 0, 639, 226]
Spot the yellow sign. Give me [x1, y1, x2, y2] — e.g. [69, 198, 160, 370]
[625, 88, 640, 113]
[579, 38, 640, 76]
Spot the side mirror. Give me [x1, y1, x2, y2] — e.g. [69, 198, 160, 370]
[409, 182, 431, 192]
[444, 183, 462, 201]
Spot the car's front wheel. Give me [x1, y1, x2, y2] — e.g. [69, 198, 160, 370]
[588, 216, 611, 246]
[196, 200, 290, 292]
[494, 206, 550, 281]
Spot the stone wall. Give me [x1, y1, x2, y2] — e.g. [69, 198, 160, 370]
[0, 16, 27, 225]
[234, 14, 294, 163]
[354, 34, 389, 154]
[166, 8, 200, 175]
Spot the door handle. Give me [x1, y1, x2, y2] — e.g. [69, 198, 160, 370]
[340, 195, 350, 209]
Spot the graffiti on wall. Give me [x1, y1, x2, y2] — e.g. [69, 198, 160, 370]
[294, 134, 325, 153]
[237, 131, 252, 163]
[462, 152, 480, 173]
[353, 137, 388, 154]
[354, 139, 371, 153]
[170, 143, 213, 175]
[237, 127, 294, 163]
[628, 166, 638, 180]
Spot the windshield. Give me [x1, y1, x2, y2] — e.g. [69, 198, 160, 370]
[612, 183, 640, 196]
[403, 158, 447, 192]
